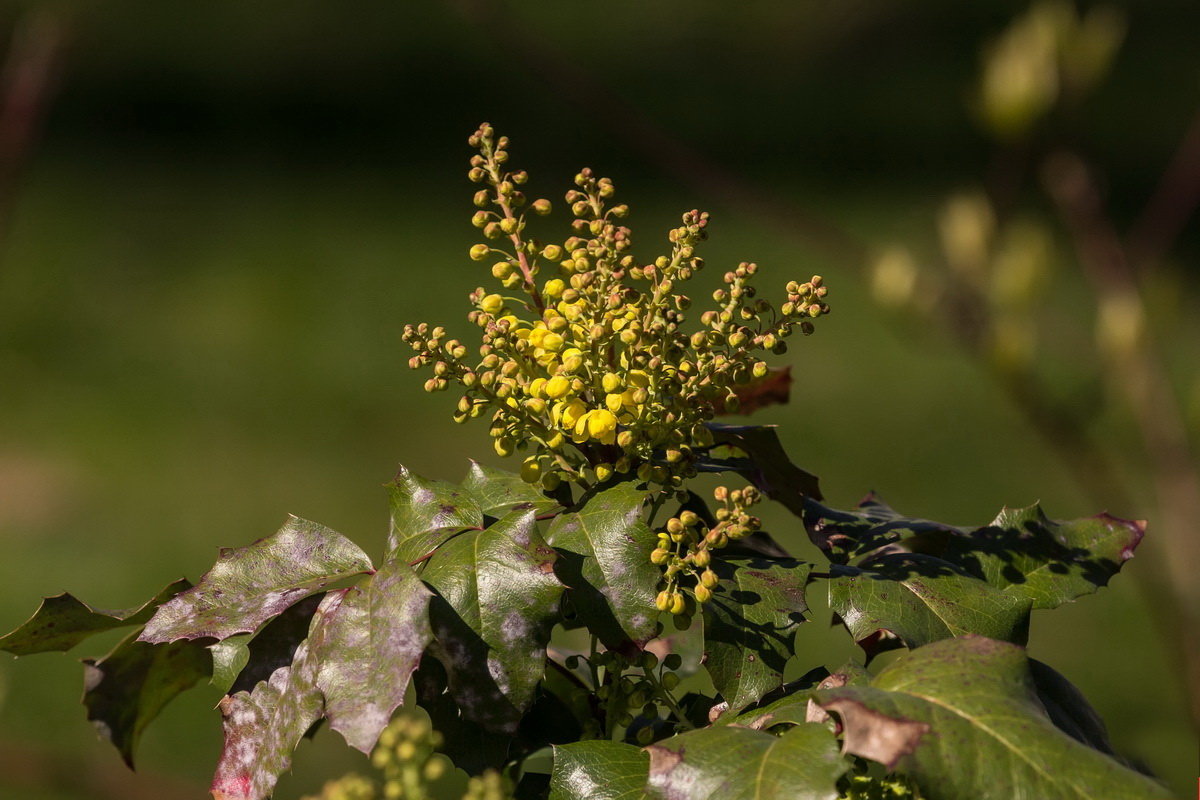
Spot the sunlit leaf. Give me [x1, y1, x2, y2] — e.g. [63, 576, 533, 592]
[462, 461, 559, 517]
[387, 464, 483, 563]
[550, 740, 648, 800]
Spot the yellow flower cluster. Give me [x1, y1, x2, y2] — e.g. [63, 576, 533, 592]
[404, 124, 830, 490]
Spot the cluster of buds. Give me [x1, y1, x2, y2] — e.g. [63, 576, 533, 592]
[653, 486, 763, 615]
[405, 124, 829, 491]
[569, 648, 685, 744]
[304, 773, 377, 800]
[462, 771, 509, 800]
[369, 715, 448, 800]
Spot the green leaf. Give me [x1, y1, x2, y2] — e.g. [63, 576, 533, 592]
[1029, 659, 1123, 759]
[546, 483, 659, 651]
[805, 498, 1145, 609]
[550, 740, 648, 800]
[829, 554, 1032, 658]
[0, 579, 190, 656]
[724, 663, 867, 729]
[208, 594, 325, 694]
[645, 723, 846, 800]
[310, 557, 433, 753]
[82, 630, 210, 767]
[941, 504, 1146, 609]
[140, 516, 371, 644]
[815, 637, 1172, 800]
[702, 557, 811, 714]
[462, 461, 559, 517]
[701, 424, 823, 512]
[422, 509, 563, 732]
[387, 464, 484, 563]
[210, 594, 335, 800]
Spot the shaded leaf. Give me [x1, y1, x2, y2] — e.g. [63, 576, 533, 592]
[550, 740, 648, 800]
[0, 579, 190, 656]
[141, 517, 371, 644]
[1029, 659, 1122, 759]
[82, 630, 210, 767]
[725, 663, 868, 729]
[723, 366, 792, 416]
[816, 637, 1172, 800]
[802, 495, 962, 565]
[702, 557, 811, 714]
[646, 723, 846, 800]
[413, 655, 511, 774]
[546, 484, 658, 651]
[423, 509, 562, 732]
[828, 553, 1032, 658]
[209, 594, 336, 800]
[208, 594, 325, 694]
[311, 557, 433, 753]
[387, 464, 484, 566]
[462, 461, 559, 517]
[700, 424, 822, 511]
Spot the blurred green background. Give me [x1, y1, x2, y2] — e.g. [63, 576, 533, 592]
[0, 1, 1196, 797]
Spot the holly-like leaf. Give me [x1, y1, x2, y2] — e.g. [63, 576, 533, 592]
[387, 465, 483, 563]
[805, 498, 1145, 609]
[208, 594, 325, 694]
[724, 664, 867, 729]
[702, 557, 811, 714]
[0, 579, 190, 656]
[82, 630, 211, 767]
[546, 483, 658, 651]
[210, 594, 336, 800]
[645, 723, 846, 800]
[815, 637, 1172, 800]
[422, 509, 563, 732]
[700, 424, 823, 511]
[140, 517, 371, 644]
[828, 554, 1032, 658]
[550, 740, 649, 800]
[941, 504, 1146, 609]
[310, 556, 433, 753]
[462, 461, 559, 517]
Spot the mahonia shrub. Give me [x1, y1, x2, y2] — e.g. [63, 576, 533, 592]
[0, 125, 1172, 800]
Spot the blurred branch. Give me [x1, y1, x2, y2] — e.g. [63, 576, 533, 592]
[1127, 106, 1200, 271]
[0, 9, 66, 248]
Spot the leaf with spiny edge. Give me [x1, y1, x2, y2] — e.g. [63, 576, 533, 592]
[0, 578, 190, 656]
[387, 464, 483, 563]
[815, 637, 1172, 800]
[702, 557, 811, 715]
[700, 423, 823, 513]
[645, 723, 847, 800]
[801, 495, 963, 565]
[462, 461, 560, 517]
[310, 555, 433, 753]
[82, 630, 211, 767]
[207, 594, 325, 695]
[421, 509, 563, 732]
[546, 483, 659, 652]
[139, 516, 371, 645]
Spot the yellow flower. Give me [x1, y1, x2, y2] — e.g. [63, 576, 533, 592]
[545, 376, 571, 399]
[480, 294, 504, 314]
[586, 408, 618, 443]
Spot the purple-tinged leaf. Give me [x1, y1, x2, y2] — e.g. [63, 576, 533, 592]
[815, 637, 1173, 800]
[700, 424, 823, 513]
[645, 723, 845, 800]
[140, 516, 371, 644]
[208, 594, 325, 695]
[0, 579, 190, 656]
[387, 465, 483, 563]
[423, 509, 563, 732]
[462, 461, 560, 517]
[209, 594, 337, 800]
[702, 558, 811, 715]
[82, 630, 210, 767]
[311, 557, 433, 753]
[546, 484, 658, 653]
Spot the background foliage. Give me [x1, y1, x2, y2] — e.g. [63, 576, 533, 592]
[0, 1, 1195, 797]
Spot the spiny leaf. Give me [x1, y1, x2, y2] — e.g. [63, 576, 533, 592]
[805, 497, 1145, 609]
[387, 464, 483, 563]
[311, 556, 433, 753]
[829, 553, 1032, 658]
[207, 594, 325, 695]
[700, 423, 823, 511]
[815, 637, 1172, 800]
[645, 723, 846, 800]
[702, 557, 811, 715]
[422, 509, 562, 732]
[550, 740, 649, 800]
[462, 461, 559, 517]
[81, 630, 210, 767]
[546, 483, 659, 651]
[140, 517, 371, 644]
[0, 579, 190, 656]
[210, 594, 336, 800]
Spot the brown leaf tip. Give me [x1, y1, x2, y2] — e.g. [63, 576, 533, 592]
[820, 697, 929, 770]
